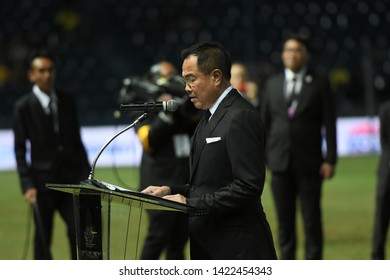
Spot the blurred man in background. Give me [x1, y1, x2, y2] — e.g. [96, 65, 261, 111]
[230, 62, 260, 110]
[261, 34, 337, 259]
[13, 50, 90, 259]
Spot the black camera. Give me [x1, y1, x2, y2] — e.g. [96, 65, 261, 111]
[118, 74, 187, 104]
[117, 69, 200, 123]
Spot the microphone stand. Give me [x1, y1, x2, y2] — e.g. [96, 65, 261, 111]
[81, 112, 148, 188]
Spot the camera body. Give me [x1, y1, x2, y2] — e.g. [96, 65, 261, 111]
[118, 72, 200, 123]
[118, 74, 187, 104]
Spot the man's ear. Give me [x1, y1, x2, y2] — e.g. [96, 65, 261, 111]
[211, 69, 222, 85]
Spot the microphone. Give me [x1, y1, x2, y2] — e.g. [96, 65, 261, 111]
[81, 113, 148, 188]
[120, 100, 179, 112]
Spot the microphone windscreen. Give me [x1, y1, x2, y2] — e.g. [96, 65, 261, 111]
[166, 99, 179, 112]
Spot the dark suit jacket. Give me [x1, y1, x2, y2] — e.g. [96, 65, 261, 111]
[261, 71, 337, 173]
[172, 89, 276, 259]
[13, 89, 90, 192]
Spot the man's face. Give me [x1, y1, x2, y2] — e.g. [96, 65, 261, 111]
[182, 55, 218, 110]
[28, 57, 56, 94]
[230, 63, 247, 90]
[281, 39, 309, 73]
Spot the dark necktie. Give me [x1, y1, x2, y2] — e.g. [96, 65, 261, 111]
[286, 77, 298, 117]
[48, 98, 59, 133]
[193, 109, 211, 153]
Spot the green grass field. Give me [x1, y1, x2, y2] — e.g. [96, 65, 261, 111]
[0, 155, 388, 260]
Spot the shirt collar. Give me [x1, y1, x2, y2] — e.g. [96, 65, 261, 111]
[32, 85, 56, 112]
[208, 85, 233, 116]
[32, 85, 51, 108]
[284, 67, 307, 81]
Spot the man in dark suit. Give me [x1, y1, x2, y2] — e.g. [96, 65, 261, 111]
[135, 61, 198, 259]
[260, 34, 337, 259]
[372, 100, 390, 260]
[13, 50, 90, 259]
[142, 42, 277, 260]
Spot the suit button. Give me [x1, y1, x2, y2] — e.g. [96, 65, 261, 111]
[190, 185, 195, 191]
[57, 145, 64, 151]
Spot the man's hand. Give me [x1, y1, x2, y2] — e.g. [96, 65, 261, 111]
[142, 185, 171, 197]
[320, 163, 335, 179]
[24, 188, 37, 205]
[163, 194, 187, 204]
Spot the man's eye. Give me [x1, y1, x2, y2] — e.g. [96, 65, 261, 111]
[183, 77, 196, 85]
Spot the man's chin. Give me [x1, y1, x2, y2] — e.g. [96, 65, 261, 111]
[190, 98, 201, 108]
[38, 85, 53, 94]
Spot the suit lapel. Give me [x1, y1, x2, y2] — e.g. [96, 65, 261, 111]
[29, 92, 57, 134]
[190, 90, 238, 179]
[293, 73, 313, 116]
[189, 119, 204, 170]
[274, 75, 290, 118]
[30, 92, 48, 120]
[294, 82, 306, 116]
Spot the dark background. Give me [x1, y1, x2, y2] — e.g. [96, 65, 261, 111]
[1, 0, 389, 128]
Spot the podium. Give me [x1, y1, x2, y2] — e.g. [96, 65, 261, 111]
[47, 180, 194, 260]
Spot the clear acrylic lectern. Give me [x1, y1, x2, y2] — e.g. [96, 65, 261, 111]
[47, 180, 194, 260]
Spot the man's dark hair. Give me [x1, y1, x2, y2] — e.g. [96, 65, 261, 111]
[28, 49, 56, 69]
[181, 42, 232, 81]
[282, 33, 311, 53]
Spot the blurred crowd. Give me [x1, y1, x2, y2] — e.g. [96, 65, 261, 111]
[1, 0, 390, 128]
[2, 0, 390, 261]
